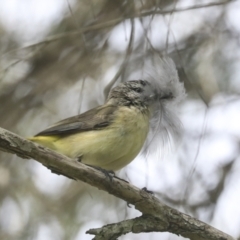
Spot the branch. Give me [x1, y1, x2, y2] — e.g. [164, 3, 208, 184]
[87, 215, 167, 240]
[0, 127, 235, 240]
[103, 18, 135, 99]
[1, 0, 233, 57]
[141, 0, 233, 17]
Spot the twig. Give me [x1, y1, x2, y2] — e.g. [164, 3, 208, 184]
[66, 0, 87, 46]
[103, 18, 135, 99]
[141, 0, 233, 17]
[86, 215, 167, 240]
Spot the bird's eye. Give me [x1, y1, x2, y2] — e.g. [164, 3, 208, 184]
[134, 88, 143, 93]
[140, 80, 146, 86]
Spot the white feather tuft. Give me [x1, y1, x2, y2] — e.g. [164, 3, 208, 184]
[140, 55, 186, 157]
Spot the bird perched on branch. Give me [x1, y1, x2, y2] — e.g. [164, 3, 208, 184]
[29, 55, 185, 171]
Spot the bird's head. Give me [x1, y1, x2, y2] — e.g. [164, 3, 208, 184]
[107, 80, 173, 109]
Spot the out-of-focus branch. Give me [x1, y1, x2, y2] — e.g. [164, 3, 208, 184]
[1, 0, 233, 58]
[141, 0, 233, 17]
[0, 127, 235, 240]
[103, 18, 135, 99]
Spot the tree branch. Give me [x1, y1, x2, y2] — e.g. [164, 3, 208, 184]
[0, 127, 235, 240]
[86, 215, 167, 240]
[1, 0, 233, 58]
[141, 0, 233, 17]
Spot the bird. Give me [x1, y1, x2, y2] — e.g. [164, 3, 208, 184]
[28, 56, 185, 171]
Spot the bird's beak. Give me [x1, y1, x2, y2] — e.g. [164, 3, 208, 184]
[160, 91, 173, 100]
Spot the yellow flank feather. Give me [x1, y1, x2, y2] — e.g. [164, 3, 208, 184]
[29, 106, 150, 171]
[28, 136, 61, 150]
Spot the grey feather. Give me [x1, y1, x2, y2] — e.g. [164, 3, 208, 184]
[139, 55, 186, 156]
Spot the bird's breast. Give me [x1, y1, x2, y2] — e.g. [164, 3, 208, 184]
[84, 106, 150, 170]
[54, 106, 150, 171]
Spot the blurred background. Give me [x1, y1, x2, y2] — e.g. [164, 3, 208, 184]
[0, 0, 240, 239]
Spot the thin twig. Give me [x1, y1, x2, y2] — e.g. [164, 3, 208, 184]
[66, 0, 87, 46]
[141, 0, 233, 17]
[103, 18, 135, 99]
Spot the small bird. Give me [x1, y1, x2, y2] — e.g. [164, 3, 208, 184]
[29, 56, 185, 171]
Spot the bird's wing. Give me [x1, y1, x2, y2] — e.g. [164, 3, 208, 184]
[35, 104, 117, 136]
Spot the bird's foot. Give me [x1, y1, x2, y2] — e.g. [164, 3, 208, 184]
[89, 165, 115, 182]
[141, 187, 154, 194]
